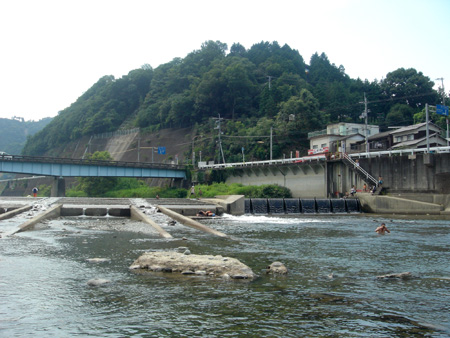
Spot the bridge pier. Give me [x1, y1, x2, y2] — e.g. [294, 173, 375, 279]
[51, 177, 66, 197]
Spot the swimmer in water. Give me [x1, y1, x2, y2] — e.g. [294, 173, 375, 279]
[375, 223, 390, 235]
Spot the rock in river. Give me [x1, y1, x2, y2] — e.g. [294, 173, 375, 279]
[129, 251, 255, 280]
[266, 261, 288, 274]
[87, 278, 111, 286]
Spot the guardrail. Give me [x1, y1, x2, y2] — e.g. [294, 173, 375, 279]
[198, 154, 327, 169]
[197, 146, 450, 170]
[348, 146, 450, 159]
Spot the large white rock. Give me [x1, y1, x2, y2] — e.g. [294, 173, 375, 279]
[129, 251, 255, 280]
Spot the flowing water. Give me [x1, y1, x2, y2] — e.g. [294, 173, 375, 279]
[0, 211, 449, 337]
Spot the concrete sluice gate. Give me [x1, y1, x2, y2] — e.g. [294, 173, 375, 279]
[245, 198, 360, 215]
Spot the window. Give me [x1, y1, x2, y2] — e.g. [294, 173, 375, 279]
[408, 134, 414, 140]
[313, 145, 318, 149]
[395, 136, 402, 143]
[321, 143, 327, 148]
[352, 128, 358, 133]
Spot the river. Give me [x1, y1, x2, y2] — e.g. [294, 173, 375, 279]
[0, 211, 449, 337]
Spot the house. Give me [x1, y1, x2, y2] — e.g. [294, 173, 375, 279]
[355, 122, 447, 151]
[308, 122, 380, 154]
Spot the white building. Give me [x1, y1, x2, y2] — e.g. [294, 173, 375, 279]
[308, 122, 379, 154]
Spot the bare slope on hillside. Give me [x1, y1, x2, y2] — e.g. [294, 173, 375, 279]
[50, 128, 193, 163]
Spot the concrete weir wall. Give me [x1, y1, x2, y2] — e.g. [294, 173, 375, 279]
[225, 163, 327, 198]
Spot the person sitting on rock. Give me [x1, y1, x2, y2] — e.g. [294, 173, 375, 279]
[197, 210, 215, 217]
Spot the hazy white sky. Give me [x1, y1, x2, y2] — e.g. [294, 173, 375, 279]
[1, 0, 449, 121]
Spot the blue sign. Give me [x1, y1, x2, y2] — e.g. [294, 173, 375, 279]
[436, 104, 449, 116]
[157, 147, 166, 155]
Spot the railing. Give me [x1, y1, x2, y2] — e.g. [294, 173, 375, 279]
[198, 154, 327, 169]
[0, 154, 185, 170]
[348, 146, 450, 159]
[198, 146, 450, 171]
[307, 129, 327, 138]
[93, 128, 140, 139]
[343, 153, 378, 187]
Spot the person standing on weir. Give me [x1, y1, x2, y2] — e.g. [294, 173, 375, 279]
[32, 187, 38, 197]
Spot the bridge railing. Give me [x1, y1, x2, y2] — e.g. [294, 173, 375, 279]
[0, 154, 185, 170]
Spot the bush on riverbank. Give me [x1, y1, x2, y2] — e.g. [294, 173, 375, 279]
[67, 178, 291, 199]
[67, 178, 187, 198]
[190, 183, 292, 198]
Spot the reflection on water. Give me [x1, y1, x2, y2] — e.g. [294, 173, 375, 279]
[1, 213, 449, 337]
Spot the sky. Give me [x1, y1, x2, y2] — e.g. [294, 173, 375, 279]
[1, 0, 449, 121]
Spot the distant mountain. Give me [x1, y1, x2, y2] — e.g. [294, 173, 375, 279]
[0, 117, 52, 155]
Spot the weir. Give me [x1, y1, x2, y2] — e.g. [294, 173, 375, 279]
[246, 198, 360, 215]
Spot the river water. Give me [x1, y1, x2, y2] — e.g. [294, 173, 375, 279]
[0, 211, 449, 337]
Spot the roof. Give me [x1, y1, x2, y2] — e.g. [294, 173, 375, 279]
[390, 122, 441, 135]
[331, 133, 365, 142]
[390, 132, 447, 149]
[368, 130, 392, 141]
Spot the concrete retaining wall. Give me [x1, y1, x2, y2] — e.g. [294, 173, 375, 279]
[225, 164, 326, 198]
[358, 194, 444, 215]
[224, 153, 450, 202]
[357, 153, 450, 193]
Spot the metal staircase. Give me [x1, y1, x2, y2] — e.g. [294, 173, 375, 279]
[342, 153, 379, 190]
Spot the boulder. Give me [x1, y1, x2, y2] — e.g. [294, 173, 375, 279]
[376, 272, 413, 280]
[129, 251, 255, 280]
[266, 261, 288, 275]
[87, 278, 111, 286]
[86, 258, 110, 263]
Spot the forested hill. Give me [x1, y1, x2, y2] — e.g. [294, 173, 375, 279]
[0, 117, 52, 155]
[22, 40, 443, 162]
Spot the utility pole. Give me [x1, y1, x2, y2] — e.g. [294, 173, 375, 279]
[212, 114, 226, 164]
[270, 127, 273, 161]
[359, 93, 369, 153]
[267, 76, 273, 90]
[137, 134, 140, 162]
[436, 77, 448, 145]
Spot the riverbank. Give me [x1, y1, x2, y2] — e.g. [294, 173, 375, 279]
[1, 194, 449, 220]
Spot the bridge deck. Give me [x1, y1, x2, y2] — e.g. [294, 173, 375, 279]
[0, 155, 186, 179]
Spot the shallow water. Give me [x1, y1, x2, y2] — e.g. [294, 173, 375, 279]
[0, 213, 449, 337]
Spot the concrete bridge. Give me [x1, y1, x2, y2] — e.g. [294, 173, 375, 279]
[0, 154, 186, 196]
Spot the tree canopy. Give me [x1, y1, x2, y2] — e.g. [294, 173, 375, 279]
[22, 40, 445, 162]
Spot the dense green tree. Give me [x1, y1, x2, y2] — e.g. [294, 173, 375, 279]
[76, 151, 118, 196]
[380, 68, 438, 110]
[385, 104, 415, 126]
